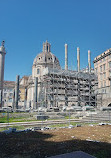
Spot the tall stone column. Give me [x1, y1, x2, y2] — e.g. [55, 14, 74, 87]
[65, 44, 68, 70]
[15, 75, 20, 109]
[77, 47, 80, 72]
[34, 77, 38, 109]
[24, 88, 27, 110]
[88, 50, 91, 73]
[12, 89, 15, 110]
[0, 41, 6, 108]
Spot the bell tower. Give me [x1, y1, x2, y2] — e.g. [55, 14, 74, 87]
[0, 41, 6, 107]
[43, 40, 51, 52]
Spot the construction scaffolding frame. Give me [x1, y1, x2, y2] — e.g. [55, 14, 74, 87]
[37, 67, 97, 109]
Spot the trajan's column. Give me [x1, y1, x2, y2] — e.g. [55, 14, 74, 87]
[0, 41, 6, 107]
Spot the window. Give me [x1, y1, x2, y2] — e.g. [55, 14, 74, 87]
[100, 74, 102, 80]
[103, 57, 105, 61]
[109, 71, 111, 77]
[109, 54, 111, 59]
[100, 65, 102, 72]
[47, 46, 48, 51]
[10, 89, 13, 92]
[109, 61, 111, 68]
[110, 80, 111, 86]
[37, 68, 40, 74]
[4, 93, 7, 97]
[104, 81, 106, 87]
[103, 64, 106, 71]
[9, 93, 13, 97]
[104, 72, 106, 79]
[9, 98, 12, 102]
[95, 68, 98, 74]
[101, 82, 103, 88]
[4, 89, 7, 92]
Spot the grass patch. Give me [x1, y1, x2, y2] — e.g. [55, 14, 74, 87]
[49, 122, 98, 128]
[0, 116, 37, 123]
[50, 123, 68, 128]
[65, 116, 79, 119]
[0, 125, 25, 131]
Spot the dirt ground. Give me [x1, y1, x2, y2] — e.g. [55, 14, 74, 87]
[0, 125, 111, 158]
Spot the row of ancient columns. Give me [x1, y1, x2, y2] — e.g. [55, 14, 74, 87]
[64, 44, 91, 72]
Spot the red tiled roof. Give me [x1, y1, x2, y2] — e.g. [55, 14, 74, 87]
[3, 81, 15, 88]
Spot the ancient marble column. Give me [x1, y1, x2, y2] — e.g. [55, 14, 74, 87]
[0, 41, 6, 107]
[77, 47, 80, 72]
[65, 44, 68, 70]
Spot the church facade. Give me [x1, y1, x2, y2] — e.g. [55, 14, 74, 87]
[27, 41, 61, 109]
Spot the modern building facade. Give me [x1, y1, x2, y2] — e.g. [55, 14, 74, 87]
[93, 48, 111, 107]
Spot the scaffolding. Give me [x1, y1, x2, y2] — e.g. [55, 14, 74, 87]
[37, 67, 97, 108]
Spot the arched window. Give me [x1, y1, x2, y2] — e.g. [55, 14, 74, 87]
[47, 46, 48, 51]
[37, 68, 40, 74]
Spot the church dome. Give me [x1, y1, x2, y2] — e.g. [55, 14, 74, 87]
[33, 41, 61, 69]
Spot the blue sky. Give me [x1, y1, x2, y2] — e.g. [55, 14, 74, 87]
[0, 0, 111, 81]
